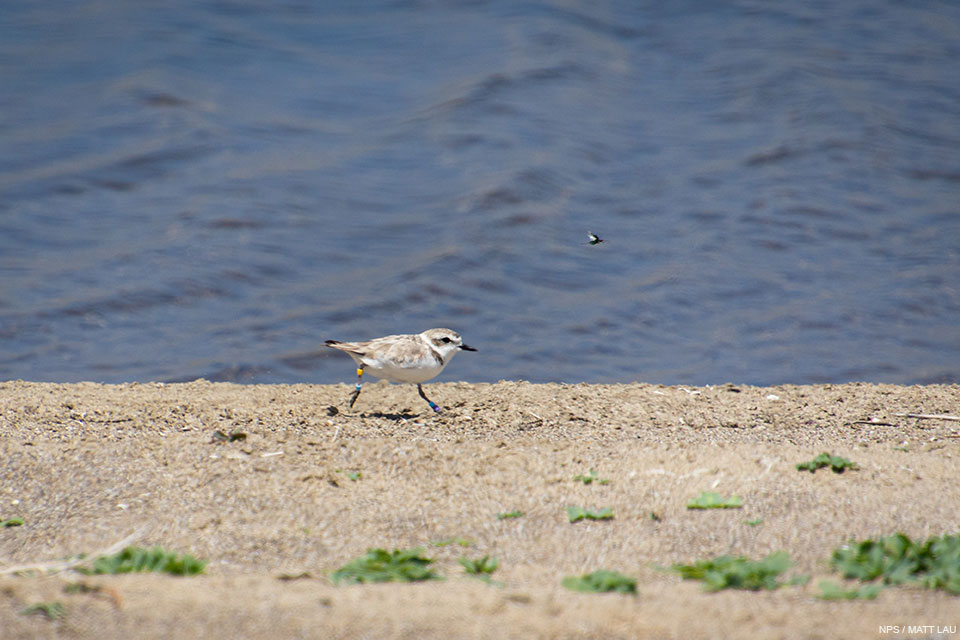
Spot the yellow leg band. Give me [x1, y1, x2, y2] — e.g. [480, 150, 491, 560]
[356, 368, 364, 377]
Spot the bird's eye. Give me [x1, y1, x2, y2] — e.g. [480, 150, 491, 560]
[441, 337, 452, 343]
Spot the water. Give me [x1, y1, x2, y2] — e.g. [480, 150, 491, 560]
[2, 1, 959, 386]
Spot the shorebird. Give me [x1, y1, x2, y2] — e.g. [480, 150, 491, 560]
[325, 328, 476, 412]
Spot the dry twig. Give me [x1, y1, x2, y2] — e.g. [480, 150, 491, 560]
[896, 413, 960, 422]
[0, 528, 145, 576]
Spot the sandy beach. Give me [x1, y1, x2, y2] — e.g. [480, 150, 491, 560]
[2, 380, 959, 639]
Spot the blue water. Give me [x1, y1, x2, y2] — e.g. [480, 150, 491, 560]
[2, 1, 959, 386]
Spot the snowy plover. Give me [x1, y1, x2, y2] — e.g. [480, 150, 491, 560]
[325, 328, 477, 413]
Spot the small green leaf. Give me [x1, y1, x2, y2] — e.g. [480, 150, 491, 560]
[671, 552, 792, 591]
[431, 537, 473, 548]
[566, 506, 614, 522]
[686, 492, 743, 509]
[459, 555, 499, 576]
[796, 452, 858, 473]
[497, 510, 524, 520]
[573, 470, 610, 485]
[829, 532, 960, 594]
[817, 580, 884, 600]
[63, 581, 101, 594]
[19, 602, 65, 620]
[1, 517, 24, 527]
[562, 570, 636, 594]
[331, 547, 441, 585]
[76, 546, 205, 576]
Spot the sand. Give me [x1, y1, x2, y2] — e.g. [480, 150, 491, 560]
[2, 380, 959, 639]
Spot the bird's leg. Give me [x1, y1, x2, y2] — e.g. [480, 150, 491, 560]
[417, 383, 442, 413]
[348, 367, 364, 408]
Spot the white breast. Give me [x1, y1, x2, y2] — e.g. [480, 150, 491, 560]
[363, 356, 447, 384]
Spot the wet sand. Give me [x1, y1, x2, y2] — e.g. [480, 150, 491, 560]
[2, 380, 959, 639]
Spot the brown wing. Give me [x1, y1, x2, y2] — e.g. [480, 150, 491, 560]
[324, 339, 371, 365]
[381, 338, 442, 367]
[325, 335, 426, 366]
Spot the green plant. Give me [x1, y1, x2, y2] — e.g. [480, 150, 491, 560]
[817, 580, 884, 600]
[562, 570, 636, 594]
[459, 555, 502, 586]
[459, 555, 498, 576]
[566, 506, 614, 522]
[460, 555, 499, 576]
[1, 517, 24, 527]
[331, 547, 441, 584]
[745, 519, 764, 527]
[796, 452, 858, 473]
[19, 602, 65, 620]
[497, 510, 524, 520]
[830, 532, 960, 594]
[431, 537, 473, 548]
[77, 546, 205, 576]
[344, 471, 362, 481]
[573, 470, 610, 485]
[686, 492, 743, 509]
[63, 581, 101, 594]
[671, 551, 795, 591]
